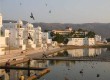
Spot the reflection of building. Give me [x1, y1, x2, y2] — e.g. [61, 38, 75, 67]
[95, 48, 101, 55]
[88, 48, 96, 56]
[68, 49, 84, 57]
[67, 48, 102, 57]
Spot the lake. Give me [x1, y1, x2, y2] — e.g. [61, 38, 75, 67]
[0, 48, 110, 80]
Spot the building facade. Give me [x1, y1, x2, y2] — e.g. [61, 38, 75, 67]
[0, 13, 8, 55]
[67, 37, 95, 46]
[3, 20, 52, 49]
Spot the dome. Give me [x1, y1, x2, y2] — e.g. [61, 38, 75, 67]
[17, 20, 23, 25]
[37, 26, 41, 31]
[26, 23, 33, 28]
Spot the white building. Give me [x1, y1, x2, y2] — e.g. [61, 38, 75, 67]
[42, 32, 52, 44]
[88, 38, 95, 45]
[95, 35, 101, 42]
[35, 26, 42, 46]
[67, 38, 84, 46]
[6, 20, 25, 48]
[3, 19, 52, 49]
[0, 13, 8, 55]
[67, 37, 95, 46]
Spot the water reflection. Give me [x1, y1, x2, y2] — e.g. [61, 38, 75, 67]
[0, 48, 109, 80]
[67, 48, 103, 57]
[49, 48, 107, 58]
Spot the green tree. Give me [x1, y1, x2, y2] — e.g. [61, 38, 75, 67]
[50, 31, 55, 37]
[52, 33, 65, 43]
[86, 31, 95, 38]
[63, 38, 69, 44]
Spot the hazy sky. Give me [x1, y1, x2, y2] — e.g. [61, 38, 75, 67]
[0, 0, 110, 23]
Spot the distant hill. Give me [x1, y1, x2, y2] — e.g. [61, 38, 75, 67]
[33, 22, 110, 39]
[3, 20, 110, 38]
[3, 20, 28, 24]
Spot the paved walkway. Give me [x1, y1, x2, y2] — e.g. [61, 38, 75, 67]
[0, 46, 60, 63]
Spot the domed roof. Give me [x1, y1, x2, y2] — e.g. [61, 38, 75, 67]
[37, 26, 41, 31]
[17, 19, 23, 25]
[26, 23, 33, 28]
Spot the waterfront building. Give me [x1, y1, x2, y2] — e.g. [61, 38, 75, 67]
[95, 35, 102, 42]
[5, 20, 25, 48]
[67, 38, 85, 46]
[5, 20, 43, 48]
[42, 32, 52, 44]
[0, 13, 8, 55]
[52, 27, 72, 35]
[2, 19, 52, 49]
[88, 38, 95, 45]
[67, 37, 95, 46]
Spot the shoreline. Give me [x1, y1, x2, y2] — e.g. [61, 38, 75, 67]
[62, 44, 110, 50]
[0, 44, 110, 65]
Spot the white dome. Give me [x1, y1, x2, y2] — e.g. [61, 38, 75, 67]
[17, 20, 23, 25]
[26, 23, 33, 28]
[37, 26, 41, 31]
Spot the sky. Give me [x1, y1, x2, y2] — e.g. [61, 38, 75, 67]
[0, 0, 110, 23]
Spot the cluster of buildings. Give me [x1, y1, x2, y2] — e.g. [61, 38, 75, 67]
[67, 31, 102, 46]
[52, 27, 73, 35]
[0, 13, 105, 55]
[0, 13, 52, 55]
[52, 27, 102, 46]
[4, 20, 52, 48]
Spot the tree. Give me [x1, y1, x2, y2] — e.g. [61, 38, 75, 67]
[50, 31, 55, 37]
[63, 38, 69, 44]
[44, 29, 49, 32]
[86, 31, 95, 38]
[78, 28, 83, 32]
[52, 33, 65, 43]
[106, 38, 110, 42]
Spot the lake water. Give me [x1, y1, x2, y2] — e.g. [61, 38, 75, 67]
[0, 48, 110, 80]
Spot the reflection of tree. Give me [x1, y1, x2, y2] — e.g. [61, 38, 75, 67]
[65, 61, 70, 67]
[63, 50, 69, 56]
[49, 60, 55, 65]
[54, 51, 69, 57]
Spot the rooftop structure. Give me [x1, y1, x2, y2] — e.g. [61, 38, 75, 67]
[52, 27, 73, 35]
